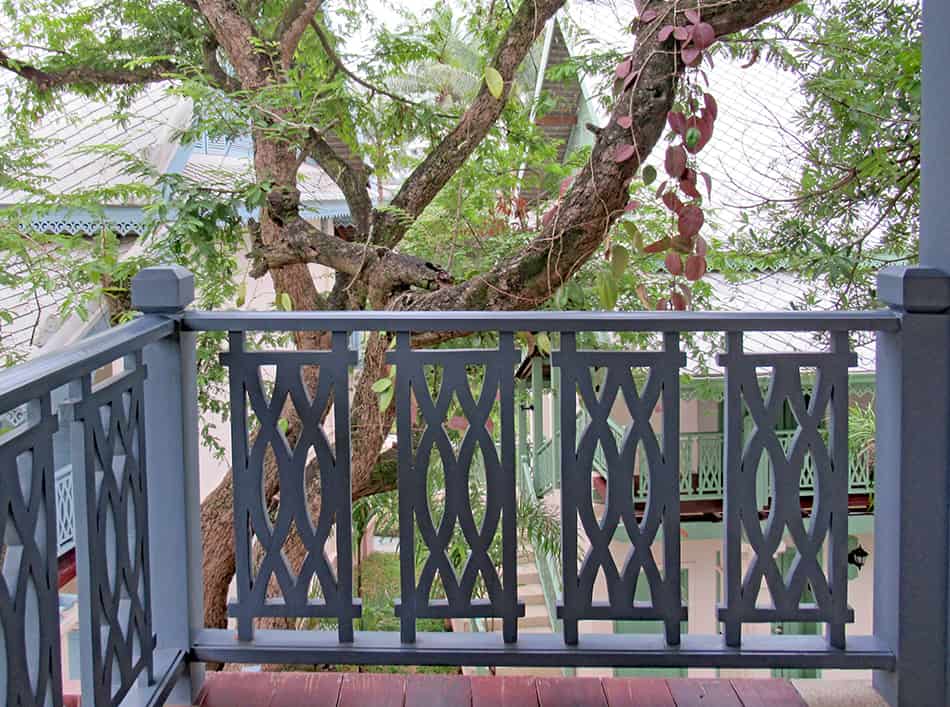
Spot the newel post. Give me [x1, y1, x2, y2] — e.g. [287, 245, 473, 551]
[131, 266, 204, 702]
[873, 267, 950, 706]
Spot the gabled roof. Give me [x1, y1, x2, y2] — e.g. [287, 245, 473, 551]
[0, 83, 192, 206]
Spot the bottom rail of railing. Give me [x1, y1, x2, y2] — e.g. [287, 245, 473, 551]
[191, 629, 894, 671]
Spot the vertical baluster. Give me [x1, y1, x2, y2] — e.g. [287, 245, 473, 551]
[499, 332, 519, 644]
[721, 331, 743, 647]
[662, 332, 683, 646]
[394, 332, 416, 644]
[558, 332, 579, 645]
[227, 331, 254, 643]
[330, 331, 356, 643]
[827, 331, 850, 649]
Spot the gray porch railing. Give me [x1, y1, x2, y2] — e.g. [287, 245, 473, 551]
[1, 264, 949, 706]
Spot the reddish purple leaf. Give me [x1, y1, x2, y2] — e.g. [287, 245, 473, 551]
[447, 416, 469, 431]
[701, 171, 713, 197]
[705, 50, 715, 69]
[695, 235, 708, 257]
[655, 180, 668, 199]
[678, 204, 705, 238]
[617, 115, 633, 129]
[680, 174, 701, 199]
[616, 57, 633, 79]
[671, 292, 687, 311]
[685, 254, 707, 281]
[667, 111, 687, 136]
[665, 252, 683, 276]
[682, 46, 703, 67]
[685, 8, 701, 24]
[693, 22, 716, 50]
[656, 298, 669, 311]
[644, 237, 672, 254]
[614, 143, 637, 163]
[662, 191, 685, 214]
[673, 26, 690, 41]
[703, 93, 718, 121]
[665, 144, 688, 178]
[658, 24, 675, 42]
[640, 8, 658, 22]
[625, 200, 641, 212]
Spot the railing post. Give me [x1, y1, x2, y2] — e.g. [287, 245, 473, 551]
[131, 266, 204, 703]
[873, 266, 950, 706]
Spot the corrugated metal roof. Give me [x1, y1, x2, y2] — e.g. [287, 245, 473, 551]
[0, 84, 192, 206]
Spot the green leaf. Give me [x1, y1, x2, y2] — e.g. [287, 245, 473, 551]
[685, 127, 702, 149]
[235, 281, 247, 308]
[485, 67, 504, 99]
[277, 418, 289, 434]
[641, 165, 657, 185]
[537, 332, 552, 355]
[596, 271, 618, 310]
[372, 377, 393, 393]
[279, 292, 292, 311]
[611, 245, 630, 279]
[378, 386, 395, 412]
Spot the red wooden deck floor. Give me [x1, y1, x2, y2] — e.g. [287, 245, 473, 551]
[194, 672, 808, 707]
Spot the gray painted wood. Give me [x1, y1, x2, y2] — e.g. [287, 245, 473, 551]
[71, 357, 157, 706]
[717, 333, 856, 649]
[553, 333, 687, 646]
[0, 394, 64, 707]
[191, 627, 894, 671]
[388, 333, 524, 643]
[873, 266, 950, 706]
[183, 310, 899, 334]
[222, 331, 360, 643]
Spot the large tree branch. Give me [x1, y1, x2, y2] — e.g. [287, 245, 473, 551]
[0, 49, 175, 89]
[250, 213, 452, 306]
[276, 0, 325, 67]
[195, 0, 271, 88]
[370, 0, 567, 250]
[202, 36, 242, 92]
[401, 0, 802, 317]
[307, 128, 373, 233]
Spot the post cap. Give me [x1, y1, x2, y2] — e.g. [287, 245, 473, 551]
[131, 266, 195, 313]
[877, 266, 950, 313]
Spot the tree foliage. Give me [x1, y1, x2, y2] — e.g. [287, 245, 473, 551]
[723, 0, 920, 308]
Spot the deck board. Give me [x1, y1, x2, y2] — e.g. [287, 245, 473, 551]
[471, 675, 540, 707]
[730, 679, 808, 707]
[192, 671, 820, 707]
[602, 677, 675, 706]
[667, 679, 743, 707]
[537, 676, 608, 707]
[337, 672, 406, 707]
[405, 674, 472, 707]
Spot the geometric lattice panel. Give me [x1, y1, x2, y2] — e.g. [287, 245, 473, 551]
[223, 331, 360, 643]
[717, 332, 856, 648]
[72, 356, 155, 706]
[0, 395, 64, 707]
[553, 332, 687, 646]
[388, 332, 523, 643]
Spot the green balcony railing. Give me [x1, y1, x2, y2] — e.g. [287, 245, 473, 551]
[529, 410, 874, 507]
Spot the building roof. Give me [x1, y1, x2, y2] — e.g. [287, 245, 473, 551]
[702, 270, 875, 375]
[0, 83, 192, 207]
